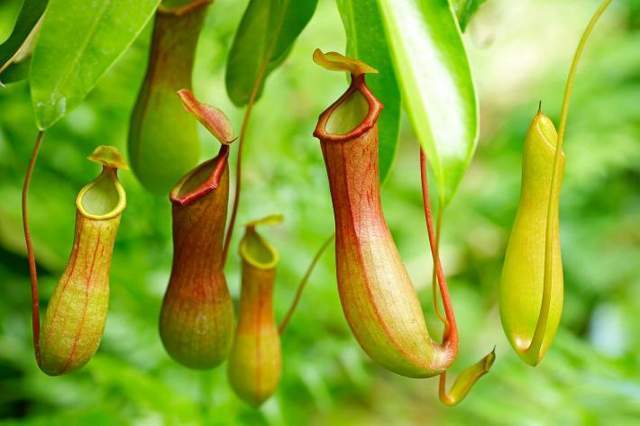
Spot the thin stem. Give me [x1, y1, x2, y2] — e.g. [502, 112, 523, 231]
[222, 0, 291, 265]
[22, 130, 45, 365]
[431, 190, 450, 398]
[420, 148, 457, 346]
[278, 234, 334, 334]
[557, 0, 612, 152]
[529, 0, 612, 359]
[421, 149, 495, 405]
[439, 371, 450, 404]
[431, 208, 446, 324]
[221, 90, 258, 265]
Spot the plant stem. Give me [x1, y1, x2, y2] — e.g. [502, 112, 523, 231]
[425, 153, 446, 325]
[423, 153, 446, 325]
[420, 148, 457, 346]
[278, 234, 334, 334]
[222, 1, 288, 268]
[222, 1, 290, 265]
[22, 130, 45, 365]
[530, 0, 613, 359]
[221, 88, 258, 265]
[431, 207, 446, 324]
[421, 148, 495, 405]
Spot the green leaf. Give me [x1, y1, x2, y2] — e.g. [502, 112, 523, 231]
[0, 0, 24, 41]
[0, 0, 48, 82]
[30, 0, 160, 130]
[452, 0, 486, 31]
[336, 0, 401, 182]
[226, 0, 319, 106]
[375, 0, 478, 205]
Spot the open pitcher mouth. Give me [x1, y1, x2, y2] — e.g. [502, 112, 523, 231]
[77, 169, 126, 220]
[313, 74, 383, 143]
[170, 145, 229, 206]
[238, 215, 283, 270]
[239, 229, 279, 270]
[77, 146, 128, 220]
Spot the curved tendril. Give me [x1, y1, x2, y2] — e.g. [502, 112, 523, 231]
[278, 234, 335, 335]
[420, 148, 457, 345]
[221, 78, 259, 266]
[422, 147, 495, 404]
[223, 8, 293, 266]
[527, 0, 613, 361]
[431, 209, 446, 325]
[22, 130, 45, 366]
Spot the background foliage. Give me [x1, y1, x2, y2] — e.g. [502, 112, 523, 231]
[0, 0, 639, 424]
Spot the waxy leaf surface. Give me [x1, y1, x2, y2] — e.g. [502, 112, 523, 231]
[30, 0, 160, 129]
[226, 0, 318, 106]
[336, 0, 401, 182]
[375, 0, 478, 204]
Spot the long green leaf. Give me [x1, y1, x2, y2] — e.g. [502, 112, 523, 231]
[30, 0, 160, 130]
[226, 0, 318, 106]
[336, 0, 401, 182]
[0, 0, 48, 82]
[375, 0, 478, 205]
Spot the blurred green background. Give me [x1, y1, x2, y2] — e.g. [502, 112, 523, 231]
[1, 0, 639, 424]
